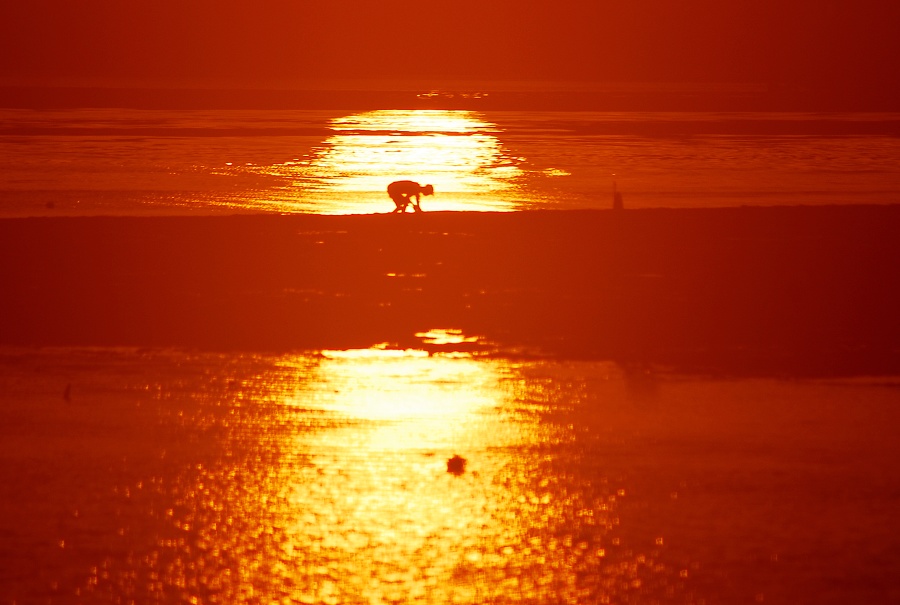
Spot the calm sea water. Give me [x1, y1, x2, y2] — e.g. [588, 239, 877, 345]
[1, 108, 899, 216]
[3, 103, 900, 604]
[1, 346, 899, 604]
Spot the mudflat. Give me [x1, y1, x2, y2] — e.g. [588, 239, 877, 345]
[2, 206, 898, 376]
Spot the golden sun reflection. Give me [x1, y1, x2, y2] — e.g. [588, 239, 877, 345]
[303, 344, 502, 440]
[17, 347, 896, 604]
[260, 110, 526, 213]
[275, 343, 535, 603]
[415, 328, 480, 346]
[42, 348, 669, 604]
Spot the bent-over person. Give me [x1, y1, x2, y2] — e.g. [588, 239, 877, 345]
[387, 180, 433, 213]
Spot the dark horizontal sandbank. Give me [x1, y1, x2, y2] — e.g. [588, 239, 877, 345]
[2, 206, 899, 376]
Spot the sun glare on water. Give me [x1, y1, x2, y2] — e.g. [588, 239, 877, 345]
[240, 336, 553, 602]
[307, 344, 501, 438]
[255, 110, 526, 213]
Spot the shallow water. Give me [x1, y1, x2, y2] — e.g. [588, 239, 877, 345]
[4, 92, 899, 605]
[2, 108, 899, 216]
[1, 345, 898, 604]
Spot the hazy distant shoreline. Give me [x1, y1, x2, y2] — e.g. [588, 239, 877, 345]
[2, 206, 898, 377]
[3, 83, 899, 112]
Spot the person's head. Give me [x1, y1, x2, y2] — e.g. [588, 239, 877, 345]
[422, 184, 434, 196]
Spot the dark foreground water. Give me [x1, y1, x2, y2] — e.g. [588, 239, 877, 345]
[1, 347, 899, 605]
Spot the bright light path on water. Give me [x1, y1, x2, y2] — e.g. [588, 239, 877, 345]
[253, 110, 528, 213]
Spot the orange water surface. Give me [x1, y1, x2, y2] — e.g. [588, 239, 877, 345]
[1, 345, 898, 604]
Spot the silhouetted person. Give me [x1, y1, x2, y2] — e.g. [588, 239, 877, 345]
[388, 180, 433, 213]
[613, 182, 624, 210]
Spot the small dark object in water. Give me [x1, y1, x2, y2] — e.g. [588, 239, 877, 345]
[447, 455, 466, 475]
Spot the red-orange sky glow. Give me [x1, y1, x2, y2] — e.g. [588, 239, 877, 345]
[2, 0, 899, 106]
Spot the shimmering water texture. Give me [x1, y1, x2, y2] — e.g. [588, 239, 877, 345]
[1, 109, 899, 216]
[2, 347, 899, 604]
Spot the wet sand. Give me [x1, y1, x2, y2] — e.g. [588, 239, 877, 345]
[2, 205, 899, 376]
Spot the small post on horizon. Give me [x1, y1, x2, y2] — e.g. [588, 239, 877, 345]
[613, 181, 624, 210]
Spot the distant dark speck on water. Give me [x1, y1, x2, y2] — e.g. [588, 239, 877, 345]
[447, 455, 466, 475]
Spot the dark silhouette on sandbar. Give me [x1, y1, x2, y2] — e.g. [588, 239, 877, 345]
[613, 182, 624, 210]
[388, 180, 433, 213]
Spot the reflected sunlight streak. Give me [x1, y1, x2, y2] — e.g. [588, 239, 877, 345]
[306, 345, 499, 430]
[272, 345, 539, 603]
[42, 348, 663, 604]
[256, 110, 526, 213]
